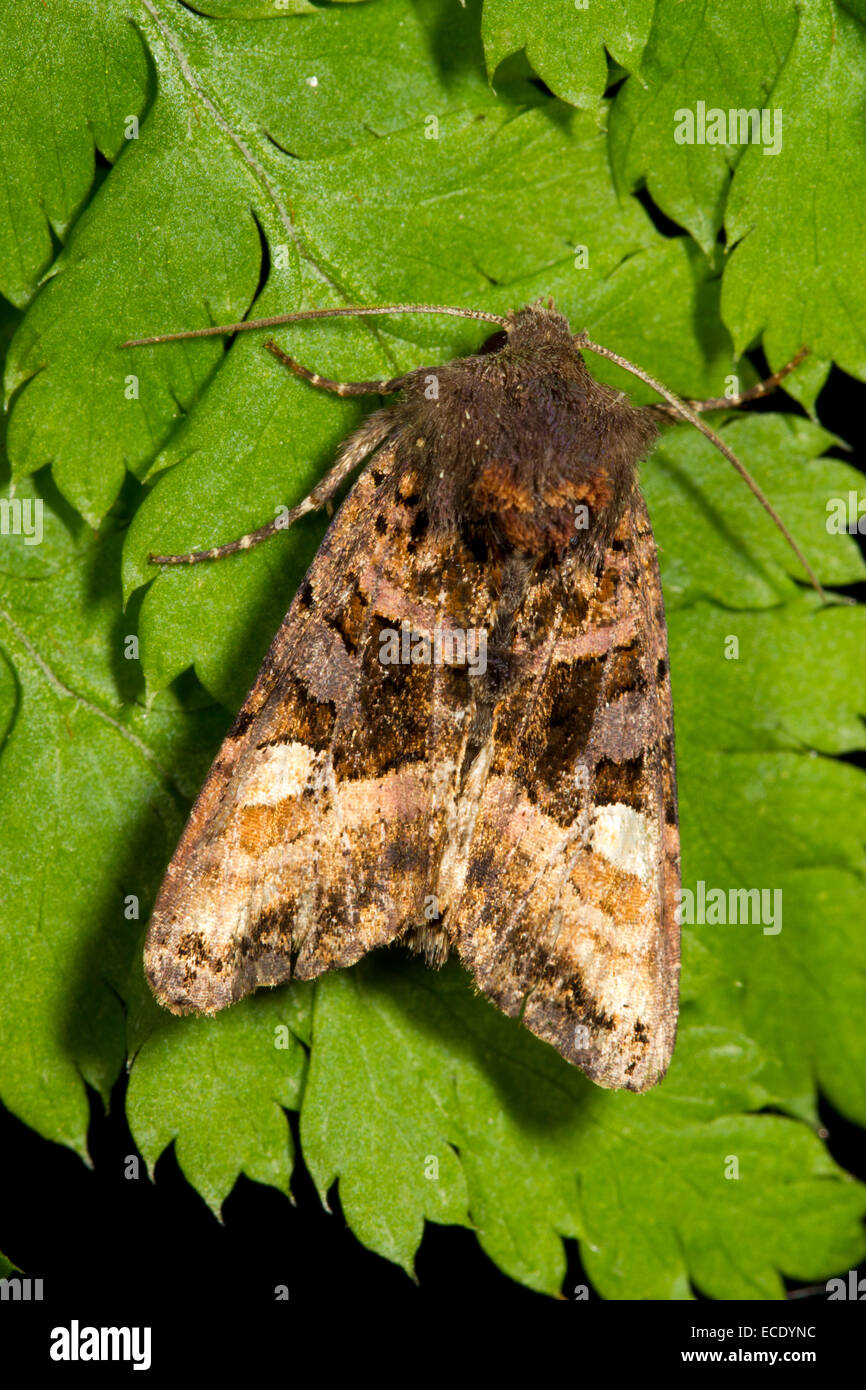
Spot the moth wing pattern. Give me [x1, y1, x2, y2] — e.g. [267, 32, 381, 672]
[145, 301, 682, 1091]
[449, 494, 680, 1091]
[145, 429, 504, 1013]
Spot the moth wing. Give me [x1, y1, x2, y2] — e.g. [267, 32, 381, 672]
[449, 494, 680, 1091]
[145, 439, 500, 1014]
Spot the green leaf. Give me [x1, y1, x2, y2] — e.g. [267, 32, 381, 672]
[195, 1, 318, 16]
[300, 958, 866, 1296]
[608, 0, 798, 254]
[607, 0, 866, 396]
[481, 0, 654, 111]
[640, 416, 866, 1123]
[4, 0, 538, 525]
[0, 0, 149, 307]
[723, 0, 866, 384]
[301, 967, 473, 1274]
[0, 472, 225, 1157]
[127, 990, 307, 1215]
[645, 413, 865, 606]
[0, 1249, 20, 1278]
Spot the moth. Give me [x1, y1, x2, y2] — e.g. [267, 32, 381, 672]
[124, 301, 817, 1091]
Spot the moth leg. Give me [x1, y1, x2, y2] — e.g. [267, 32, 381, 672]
[149, 408, 395, 566]
[645, 346, 809, 422]
[264, 337, 406, 396]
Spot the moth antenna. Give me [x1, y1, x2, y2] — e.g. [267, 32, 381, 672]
[574, 332, 827, 603]
[121, 304, 509, 348]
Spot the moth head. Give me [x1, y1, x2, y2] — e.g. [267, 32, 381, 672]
[499, 300, 579, 361]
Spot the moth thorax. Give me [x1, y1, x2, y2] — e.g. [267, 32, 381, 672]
[468, 443, 636, 558]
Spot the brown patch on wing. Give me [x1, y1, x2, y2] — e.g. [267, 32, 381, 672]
[450, 494, 680, 1091]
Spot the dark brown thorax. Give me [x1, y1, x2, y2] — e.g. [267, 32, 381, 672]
[394, 303, 658, 564]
